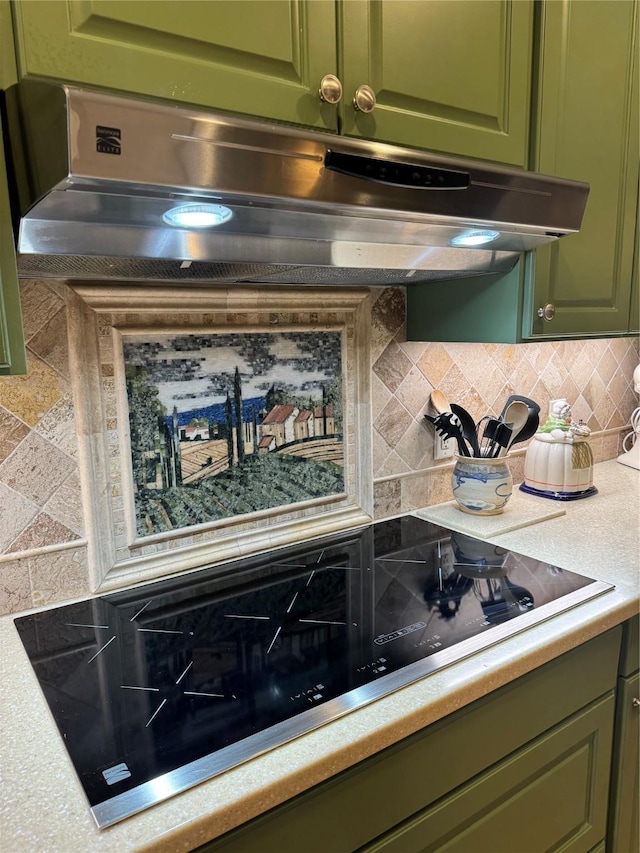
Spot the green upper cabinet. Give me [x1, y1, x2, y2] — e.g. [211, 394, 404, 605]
[0, 0, 26, 376]
[407, 0, 639, 343]
[524, 0, 638, 339]
[340, 0, 533, 165]
[10, 0, 533, 166]
[11, 0, 340, 130]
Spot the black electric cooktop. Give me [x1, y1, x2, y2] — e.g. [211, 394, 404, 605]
[14, 517, 613, 829]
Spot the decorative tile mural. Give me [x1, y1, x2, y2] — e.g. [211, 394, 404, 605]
[65, 285, 371, 591]
[121, 330, 345, 537]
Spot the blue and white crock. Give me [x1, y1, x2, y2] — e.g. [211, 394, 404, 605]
[451, 455, 513, 515]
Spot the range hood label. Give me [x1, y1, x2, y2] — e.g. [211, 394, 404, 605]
[96, 125, 121, 155]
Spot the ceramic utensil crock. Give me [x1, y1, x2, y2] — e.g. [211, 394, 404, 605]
[451, 455, 513, 515]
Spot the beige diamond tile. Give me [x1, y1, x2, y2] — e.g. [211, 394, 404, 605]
[7, 512, 80, 554]
[569, 350, 597, 393]
[530, 381, 552, 421]
[509, 358, 541, 399]
[0, 352, 64, 427]
[372, 373, 393, 422]
[416, 343, 453, 387]
[401, 475, 429, 514]
[620, 344, 640, 380]
[19, 280, 65, 342]
[0, 483, 39, 552]
[539, 351, 566, 395]
[395, 418, 432, 470]
[373, 397, 413, 448]
[0, 407, 30, 465]
[596, 348, 619, 387]
[34, 389, 79, 459]
[0, 431, 75, 506]
[29, 545, 90, 607]
[375, 449, 412, 479]
[427, 465, 454, 506]
[524, 341, 553, 374]
[451, 343, 492, 386]
[593, 390, 617, 430]
[451, 387, 485, 423]
[570, 393, 593, 426]
[582, 371, 608, 412]
[553, 340, 583, 372]
[27, 306, 70, 379]
[555, 375, 582, 409]
[44, 471, 85, 536]
[439, 364, 470, 405]
[373, 479, 401, 520]
[583, 337, 608, 368]
[607, 338, 628, 365]
[398, 340, 428, 364]
[373, 340, 413, 393]
[0, 556, 32, 616]
[395, 366, 432, 419]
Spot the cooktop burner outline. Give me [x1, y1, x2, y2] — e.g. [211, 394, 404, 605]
[13, 516, 614, 830]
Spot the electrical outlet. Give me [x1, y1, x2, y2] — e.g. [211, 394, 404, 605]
[434, 432, 455, 460]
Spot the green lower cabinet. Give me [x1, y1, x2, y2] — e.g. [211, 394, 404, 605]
[363, 695, 615, 853]
[607, 672, 639, 853]
[606, 619, 639, 853]
[197, 628, 621, 853]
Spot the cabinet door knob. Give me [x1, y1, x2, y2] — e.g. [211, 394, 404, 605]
[537, 303, 556, 322]
[353, 84, 376, 113]
[632, 697, 640, 710]
[319, 74, 343, 104]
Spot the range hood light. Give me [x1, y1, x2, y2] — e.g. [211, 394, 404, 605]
[163, 203, 233, 228]
[449, 229, 500, 247]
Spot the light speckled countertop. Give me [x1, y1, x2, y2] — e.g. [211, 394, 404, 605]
[1, 460, 638, 853]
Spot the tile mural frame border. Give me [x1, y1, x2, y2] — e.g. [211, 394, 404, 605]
[67, 285, 373, 593]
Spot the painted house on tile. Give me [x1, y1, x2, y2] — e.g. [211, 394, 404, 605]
[294, 409, 314, 441]
[260, 404, 299, 447]
[314, 404, 335, 437]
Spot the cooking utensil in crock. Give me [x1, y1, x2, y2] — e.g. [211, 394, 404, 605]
[497, 401, 529, 456]
[425, 412, 470, 456]
[499, 395, 540, 421]
[478, 417, 512, 457]
[430, 389, 451, 415]
[450, 403, 481, 457]
[499, 395, 540, 449]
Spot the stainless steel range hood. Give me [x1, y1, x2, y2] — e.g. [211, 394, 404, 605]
[7, 80, 589, 285]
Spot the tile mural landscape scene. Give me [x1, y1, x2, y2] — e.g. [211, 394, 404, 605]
[123, 330, 345, 535]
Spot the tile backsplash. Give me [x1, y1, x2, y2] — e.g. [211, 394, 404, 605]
[1, 280, 638, 615]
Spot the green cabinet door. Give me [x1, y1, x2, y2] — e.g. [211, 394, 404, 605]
[0, 123, 26, 376]
[363, 695, 615, 853]
[340, 0, 533, 165]
[11, 0, 339, 130]
[525, 0, 639, 338]
[607, 672, 639, 853]
[1, 1, 26, 376]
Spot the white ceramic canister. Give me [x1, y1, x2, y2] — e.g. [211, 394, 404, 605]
[451, 455, 513, 515]
[522, 399, 596, 500]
